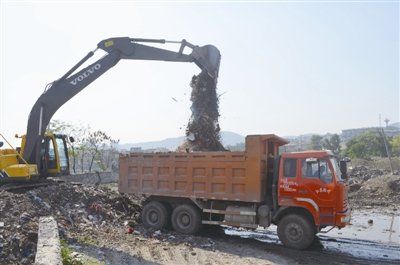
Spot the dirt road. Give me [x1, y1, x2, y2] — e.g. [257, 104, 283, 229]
[69, 208, 399, 265]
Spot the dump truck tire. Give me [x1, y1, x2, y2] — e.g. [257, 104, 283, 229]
[171, 204, 201, 234]
[142, 201, 169, 230]
[277, 214, 314, 250]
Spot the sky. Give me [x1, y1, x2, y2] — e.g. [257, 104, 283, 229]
[1, 0, 399, 146]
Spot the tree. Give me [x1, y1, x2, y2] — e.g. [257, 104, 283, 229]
[48, 120, 89, 173]
[344, 130, 387, 159]
[84, 130, 119, 172]
[390, 135, 400, 157]
[309, 135, 323, 150]
[321, 134, 341, 156]
[48, 120, 119, 173]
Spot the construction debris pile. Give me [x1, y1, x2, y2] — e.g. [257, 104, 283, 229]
[182, 70, 225, 151]
[348, 159, 400, 208]
[0, 159, 399, 264]
[0, 184, 141, 265]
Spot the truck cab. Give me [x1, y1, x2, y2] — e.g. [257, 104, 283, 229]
[272, 151, 351, 249]
[277, 151, 351, 229]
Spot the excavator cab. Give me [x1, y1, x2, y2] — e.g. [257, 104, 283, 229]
[0, 133, 69, 181]
[39, 134, 70, 177]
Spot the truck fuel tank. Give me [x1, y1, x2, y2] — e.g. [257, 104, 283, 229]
[224, 206, 256, 224]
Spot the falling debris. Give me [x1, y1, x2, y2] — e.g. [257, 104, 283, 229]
[181, 70, 225, 151]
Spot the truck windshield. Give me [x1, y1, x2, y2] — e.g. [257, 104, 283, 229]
[330, 157, 343, 181]
[301, 159, 332, 183]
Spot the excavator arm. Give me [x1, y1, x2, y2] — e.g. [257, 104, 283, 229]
[23, 37, 221, 170]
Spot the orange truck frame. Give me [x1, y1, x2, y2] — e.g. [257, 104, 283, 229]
[119, 134, 351, 249]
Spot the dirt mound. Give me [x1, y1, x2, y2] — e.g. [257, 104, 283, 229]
[348, 158, 400, 208]
[0, 183, 141, 264]
[182, 70, 225, 151]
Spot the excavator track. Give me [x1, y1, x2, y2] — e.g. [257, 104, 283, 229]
[0, 179, 66, 192]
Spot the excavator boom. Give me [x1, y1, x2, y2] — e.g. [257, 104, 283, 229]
[22, 37, 221, 173]
[98, 37, 220, 78]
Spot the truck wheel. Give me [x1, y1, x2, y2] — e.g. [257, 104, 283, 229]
[277, 214, 314, 250]
[142, 201, 169, 230]
[171, 204, 201, 234]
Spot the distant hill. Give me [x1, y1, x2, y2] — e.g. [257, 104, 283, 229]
[391, 122, 400, 129]
[118, 131, 245, 151]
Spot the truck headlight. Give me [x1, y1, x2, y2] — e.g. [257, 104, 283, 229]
[341, 215, 350, 223]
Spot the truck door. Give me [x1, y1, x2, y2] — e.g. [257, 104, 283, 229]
[299, 158, 335, 225]
[278, 158, 299, 200]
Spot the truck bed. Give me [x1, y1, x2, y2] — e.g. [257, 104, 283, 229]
[118, 134, 288, 202]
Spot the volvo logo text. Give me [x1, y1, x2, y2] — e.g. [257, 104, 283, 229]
[70, 63, 101, 86]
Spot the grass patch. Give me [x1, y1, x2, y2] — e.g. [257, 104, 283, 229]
[77, 235, 99, 246]
[61, 239, 105, 265]
[83, 261, 105, 265]
[61, 239, 83, 265]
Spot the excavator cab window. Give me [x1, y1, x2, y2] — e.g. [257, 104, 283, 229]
[55, 136, 68, 172]
[40, 137, 55, 174]
[48, 143, 57, 168]
[39, 135, 69, 176]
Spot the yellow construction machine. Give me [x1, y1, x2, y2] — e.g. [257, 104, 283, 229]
[0, 37, 220, 182]
[0, 133, 71, 181]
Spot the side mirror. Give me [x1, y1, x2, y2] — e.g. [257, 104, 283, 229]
[69, 136, 75, 143]
[0, 141, 3, 148]
[341, 157, 351, 163]
[339, 160, 348, 180]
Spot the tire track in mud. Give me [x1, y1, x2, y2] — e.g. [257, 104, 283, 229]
[71, 235, 283, 265]
[165, 246, 188, 264]
[221, 226, 400, 265]
[69, 223, 399, 265]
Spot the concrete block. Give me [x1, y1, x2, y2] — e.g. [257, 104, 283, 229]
[35, 216, 62, 265]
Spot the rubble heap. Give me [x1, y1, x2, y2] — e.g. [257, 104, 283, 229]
[183, 70, 225, 151]
[0, 183, 141, 265]
[348, 160, 400, 208]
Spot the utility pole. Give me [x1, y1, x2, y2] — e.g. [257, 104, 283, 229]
[379, 113, 382, 127]
[378, 128, 394, 175]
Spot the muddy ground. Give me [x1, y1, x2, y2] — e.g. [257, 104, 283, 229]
[0, 158, 399, 264]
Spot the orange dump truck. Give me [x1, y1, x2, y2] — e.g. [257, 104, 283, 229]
[119, 134, 351, 249]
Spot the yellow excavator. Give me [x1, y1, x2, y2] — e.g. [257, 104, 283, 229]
[0, 133, 71, 181]
[0, 37, 220, 182]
